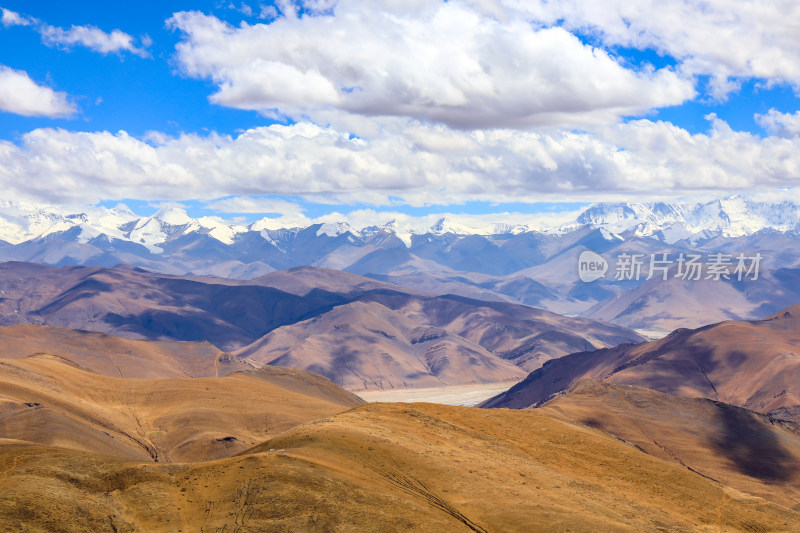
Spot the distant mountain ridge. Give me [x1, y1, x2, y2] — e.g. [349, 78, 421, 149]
[0, 262, 644, 390]
[4, 196, 800, 333]
[2, 195, 800, 250]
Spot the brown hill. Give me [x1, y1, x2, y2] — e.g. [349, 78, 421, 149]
[1, 402, 798, 531]
[236, 300, 527, 390]
[0, 262, 644, 387]
[237, 289, 644, 392]
[0, 261, 345, 350]
[482, 304, 800, 422]
[252, 264, 403, 296]
[0, 323, 250, 378]
[355, 291, 643, 371]
[0, 355, 362, 463]
[542, 381, 800, 509]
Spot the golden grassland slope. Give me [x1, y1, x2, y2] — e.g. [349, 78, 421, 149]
[0, 323, 251, 378]
[0, 356, 363, 463]
[1, 402, 798, 532]
[541, 381, 800, 510]
[483, 303, 800, 421]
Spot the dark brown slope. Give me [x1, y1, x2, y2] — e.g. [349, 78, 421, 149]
[0, 262, 643, 363]
[0, 324, 250, 378]
[0, 261, 346, 350]
[541, 381, 800, 509]
[354, 290, 645, 371]
[0, 355, 362, 463]
[0, 261, 645, 392]
[252, 264, 405, 296]
[483, 304, 800, 422]
[3, 403, 798, 532]
[234, 288, 644, 390]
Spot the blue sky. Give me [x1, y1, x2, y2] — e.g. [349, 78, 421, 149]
[0, 1, 276, 139]
[1, 0, 800, 223]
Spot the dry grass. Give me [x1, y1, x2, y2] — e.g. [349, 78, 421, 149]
[543, 381, 800, 509]
[2, 401, 798, 532]
[0, 356, 362, 463]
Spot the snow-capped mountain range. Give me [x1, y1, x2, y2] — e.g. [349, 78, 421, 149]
[568, 196, 800, 242]
[3, 195, 800, 334]
[1, 195, 798, 252]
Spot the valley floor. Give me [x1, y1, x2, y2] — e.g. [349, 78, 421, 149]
[356, 381, 519, 406]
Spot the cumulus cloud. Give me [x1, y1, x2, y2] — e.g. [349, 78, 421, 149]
[756, 109, 800, 138]
[2, 117, 800, 206]
[0, 65, 76, 117]
[510, 0, 800, 99]
[599, 115, 800, 190]
[167, 3, 693, 129]
[178, 0, 800, 105]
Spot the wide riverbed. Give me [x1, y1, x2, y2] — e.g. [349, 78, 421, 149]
[356, 382, 517, 407]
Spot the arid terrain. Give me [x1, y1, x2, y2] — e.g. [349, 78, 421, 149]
[357, 382, 516, 406]
[484, 303, 800, 421]
[0, 261, 644, 390]
[3, 401, 799, 532]
[5, 1, 800, 529]
[0, 355, 363, 462]
[0, 323, 249, 378]
[1, 264, 800, 531]
[542, 381, 800, 509]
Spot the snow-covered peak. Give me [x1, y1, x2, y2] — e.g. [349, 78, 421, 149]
[571, 202, 690, 234]
[153, 205, 192, 226]
[316, 221, 354, 237]
[566, 195, 800, 242]
[1, 194, 800, 252]
[430, 217, 486, 235]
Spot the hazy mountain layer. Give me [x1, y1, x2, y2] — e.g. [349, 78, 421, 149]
[0, 262, 644, 389]
[3, 197, 800, 332]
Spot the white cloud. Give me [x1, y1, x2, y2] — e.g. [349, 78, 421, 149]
[182, 0, 800, 105]
[257, 4, 279, 19]
[756, 109, 800, 138]
[1, 7, 149, 57]
[39, 23, 150, 57]
[2, 117, 800, 206]
[1, 8, 30, 26]
[167, 3, 693, 129]
[597, 115, 800, 191]
[510, 0, 800, 99]
[205, 196, 304, 214]
[0, 65, 76, 117]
